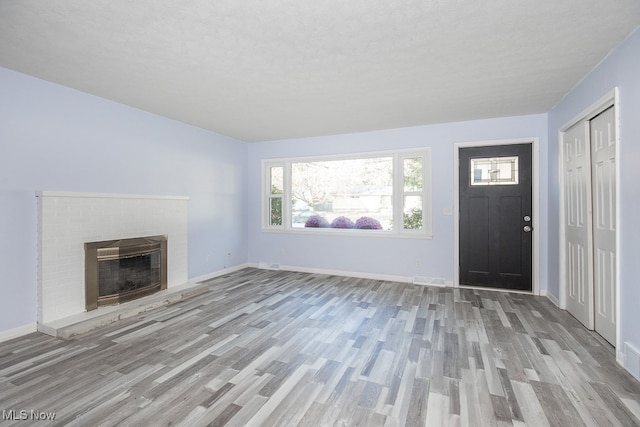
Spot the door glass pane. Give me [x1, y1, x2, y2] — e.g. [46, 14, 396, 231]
[403, 157, 423, 191]
[470, 156, 519, 186]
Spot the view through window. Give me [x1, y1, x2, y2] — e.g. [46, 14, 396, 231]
[291, 156, 393, 229]
[264, 149, 431, 236]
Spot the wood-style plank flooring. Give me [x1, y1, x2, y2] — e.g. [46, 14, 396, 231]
[1, 268, 640, 426]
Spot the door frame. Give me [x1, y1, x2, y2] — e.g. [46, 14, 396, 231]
[453, 137, 540, 295]
[558, 88, 621, 359]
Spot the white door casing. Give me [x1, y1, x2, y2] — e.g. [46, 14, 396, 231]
[560, 88, 619, 355]
[453, 137, 540, 296]
[590, 106, 616, 345]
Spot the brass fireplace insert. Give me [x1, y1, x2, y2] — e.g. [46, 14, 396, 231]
[84, 235, 167, 311]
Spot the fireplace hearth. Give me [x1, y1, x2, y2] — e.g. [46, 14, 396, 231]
[84, 235, 167, 311]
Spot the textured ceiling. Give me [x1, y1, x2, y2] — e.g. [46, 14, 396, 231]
[1, 1, 639, 142]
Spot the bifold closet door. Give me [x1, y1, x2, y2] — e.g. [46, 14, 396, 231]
[590, 106, 616, 346]
[563, 122, 594, 329]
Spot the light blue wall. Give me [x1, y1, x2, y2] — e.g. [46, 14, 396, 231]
[548, 27, 640, 355]
[248, 114, 549, 283]
[0, 68, 248, 333]
[0, 192, 37, 331]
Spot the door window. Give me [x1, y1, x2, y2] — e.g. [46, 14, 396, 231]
[470, 156, 519, 186]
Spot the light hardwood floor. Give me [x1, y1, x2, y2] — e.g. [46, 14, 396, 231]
[1, 268, 640, 426]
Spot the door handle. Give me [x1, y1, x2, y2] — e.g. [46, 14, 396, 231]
[523, 225, 532, 232]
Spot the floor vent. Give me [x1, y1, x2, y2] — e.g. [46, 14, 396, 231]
[258, 262, 280, 270]
[624, 342, 640, 380]
[412, 276, 446, 287]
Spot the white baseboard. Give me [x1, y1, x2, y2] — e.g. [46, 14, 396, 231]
[283, 265, 413, 283]
[0, 323, 38, 342]
[190, 263, 252, 284]
[623, 342, 640, 380]
[413, 276, 446, 287]
[251, 262, 453, 287]
[540, 289, 560, 307]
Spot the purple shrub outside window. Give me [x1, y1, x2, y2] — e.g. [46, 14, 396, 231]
[304, 214, 329, 228]
[354, 216, 383, 230]
[330, 216, 355, 229]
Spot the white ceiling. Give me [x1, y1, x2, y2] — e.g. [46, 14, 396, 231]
[1, 1, 639, 142]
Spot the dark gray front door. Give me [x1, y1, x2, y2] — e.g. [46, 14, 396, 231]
[459, 143, 532, 291]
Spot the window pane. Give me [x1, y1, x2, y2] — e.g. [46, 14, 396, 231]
[404, 157, 423, 191]
[291, 157, 393, 229]
[269, 197, 282, 226]
[403, 195, 423, 230]
[270, 166, 283, 194]
[470, 156, 519, 186]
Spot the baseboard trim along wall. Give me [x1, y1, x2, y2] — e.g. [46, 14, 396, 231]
[624, 342, 640, 381]
[540, 289, 560, 307]
[0, 323, 38, 343]
[190, 263, 253, 284]
[252, 262, 451, 287]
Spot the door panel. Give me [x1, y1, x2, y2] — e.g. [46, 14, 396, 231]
[563, 122, 594, 329]
[591, 106, 616, 345]
[468, 196, 489, 273]
[459, 144, 532, 291]
[499, 196, 522, 275]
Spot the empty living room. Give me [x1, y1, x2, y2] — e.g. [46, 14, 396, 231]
[1, 1, 640, 426]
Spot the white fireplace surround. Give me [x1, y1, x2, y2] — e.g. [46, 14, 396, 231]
[37, 191, 189, 325]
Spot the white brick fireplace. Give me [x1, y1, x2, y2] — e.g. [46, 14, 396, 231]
[36, 191, 189, 326]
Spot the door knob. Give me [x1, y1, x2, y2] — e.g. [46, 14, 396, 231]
[523, 225, 532, 232]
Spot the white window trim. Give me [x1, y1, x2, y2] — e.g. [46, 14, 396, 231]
[263, 160, 286, 230]
[262, 148, 432, 239]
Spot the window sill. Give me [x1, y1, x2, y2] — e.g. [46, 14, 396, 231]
[261, 227, 433, 240]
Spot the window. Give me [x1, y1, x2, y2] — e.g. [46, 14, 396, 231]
[268, 166, 283, 226]
[402, 156, 424, 230]
[263, 149, 431, 237]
